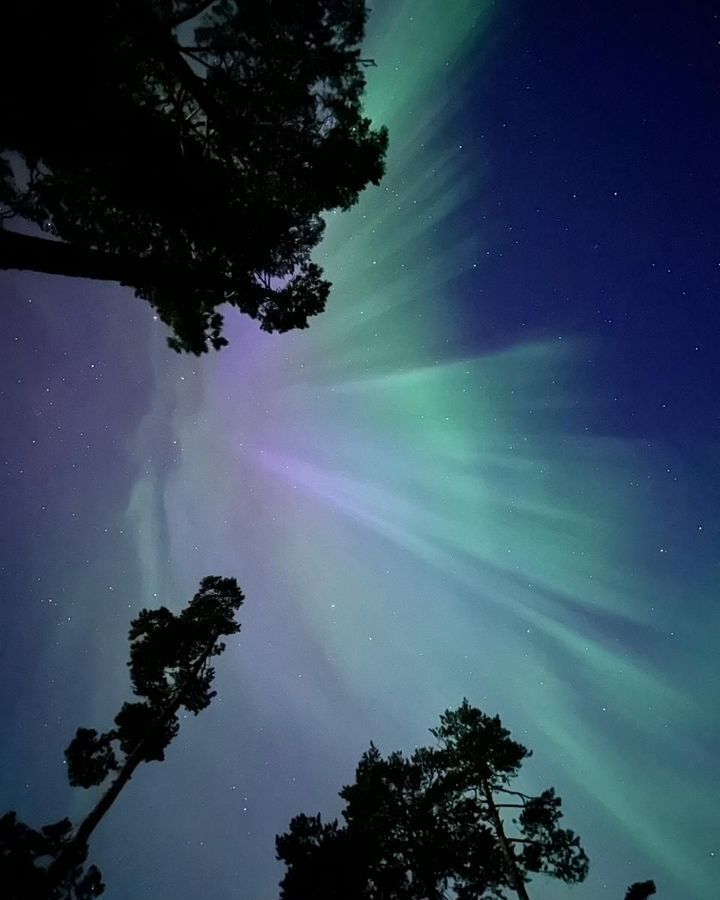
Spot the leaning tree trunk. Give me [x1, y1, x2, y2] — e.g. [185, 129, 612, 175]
[482, 780, 531, 900]
[41, 637, 218, 897]
[0, 229, 160, 285]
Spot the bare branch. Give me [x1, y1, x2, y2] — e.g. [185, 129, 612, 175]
[495, 787, 536, 801]
[178, 46, 215, 71]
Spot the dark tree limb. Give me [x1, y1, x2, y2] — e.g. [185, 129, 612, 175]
[114, 0, 233, 133]
[0, 229, 168, 286]
[495, 788, 536, 801]
[165, 0, 217, 29]
[482, 780, 531, 900]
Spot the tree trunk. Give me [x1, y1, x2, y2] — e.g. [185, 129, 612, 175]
[0, 229, 174, 287]
[1, 229, 137, 284]
[42, 743, 145, 891]
[482, 780, 531, 900]
[40, 638, 217, 897]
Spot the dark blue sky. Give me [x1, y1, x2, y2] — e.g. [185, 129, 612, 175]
[457, 0, 719, 441]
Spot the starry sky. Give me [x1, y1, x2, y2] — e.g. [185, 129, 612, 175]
[0, 1, 718, 898]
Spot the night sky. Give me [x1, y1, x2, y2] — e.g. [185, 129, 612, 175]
[1, 1, 718, 898]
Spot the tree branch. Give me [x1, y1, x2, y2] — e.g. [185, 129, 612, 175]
[114, 0, 231, 133]
[178, 46, 213, 69]
[166, 0, 217, 29]
[482, 781, 531, 900]
[0, 228, 187, 288]
[495, 788, 536, 801]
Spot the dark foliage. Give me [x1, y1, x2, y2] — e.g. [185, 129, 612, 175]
[517, 789, 588, 883]
[277, 700, 588, 900]
[0, 812, 104, 899]
[0, 0, 388, 352]
[624, 881, 656, 900]
[65, 575, 244, 784]
[65, 730, 118, 789]
[276, 814, 369, 900]
[112, 701, 179, 761]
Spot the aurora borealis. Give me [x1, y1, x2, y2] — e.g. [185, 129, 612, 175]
[1, 0, 718, 897]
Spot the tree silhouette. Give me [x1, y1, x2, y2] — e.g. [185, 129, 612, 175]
[0, 814, 103, 900]
[624, 881, 656, 900]
[277, 699, 588, 900]
[0, 575, 244, 899]
[0, 0, 388, 353]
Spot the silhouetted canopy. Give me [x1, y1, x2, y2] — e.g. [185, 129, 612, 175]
[277, 700, 589, 900]
[0, 0, 388, 352]
[624, 881, 656, 900]
[0, 812, 104, 900]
